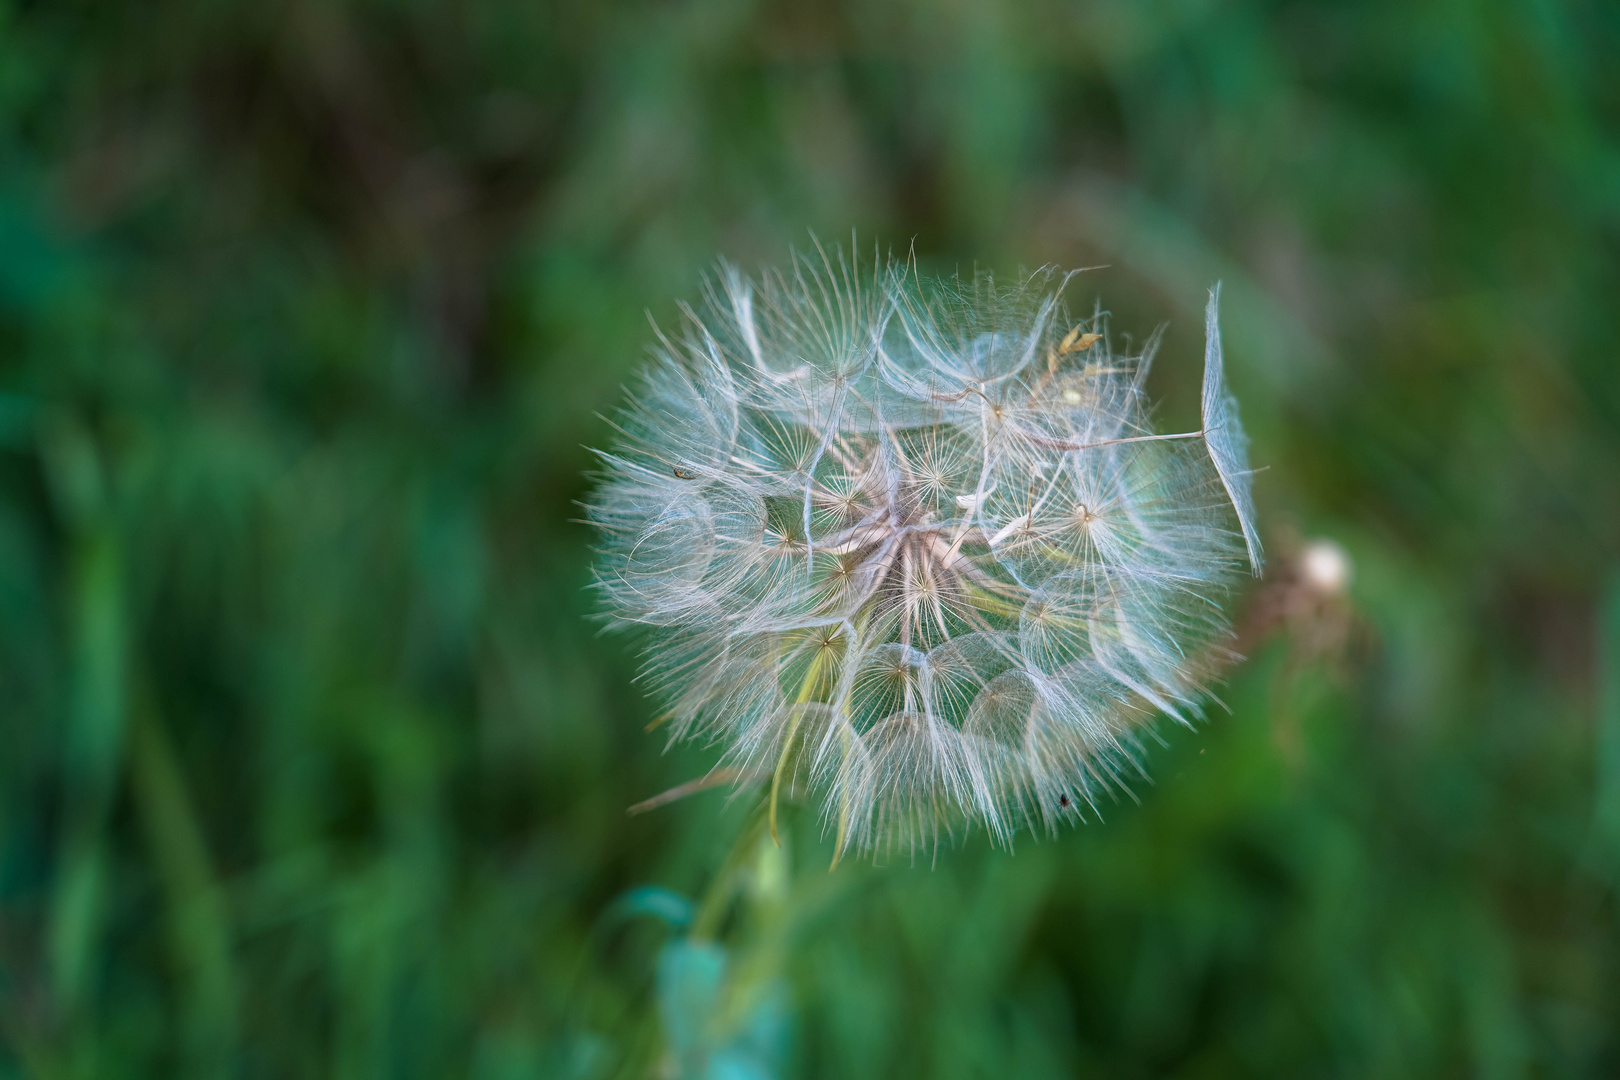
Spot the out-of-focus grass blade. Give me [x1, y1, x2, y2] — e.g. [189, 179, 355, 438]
[1594, 570, 1620, 882]
[128, 696, 238, 1072]
[42, 417, 127, 1024]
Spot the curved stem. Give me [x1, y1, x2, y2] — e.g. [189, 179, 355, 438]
[770, 648, 828, 845]
[689, 804, 771, 943]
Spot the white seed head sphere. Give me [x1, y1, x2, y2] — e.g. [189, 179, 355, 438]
[588, 249, 1261, 856]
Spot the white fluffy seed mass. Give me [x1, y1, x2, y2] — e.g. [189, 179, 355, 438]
[588, 248, 1261, 855]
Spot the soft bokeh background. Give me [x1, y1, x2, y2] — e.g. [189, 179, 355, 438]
[3, 0, 1619, 1076]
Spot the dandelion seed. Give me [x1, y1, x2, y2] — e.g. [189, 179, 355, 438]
[588, 244, 1262, 856]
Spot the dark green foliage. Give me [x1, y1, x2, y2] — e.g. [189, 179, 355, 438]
[1, 0, 1618, 1076]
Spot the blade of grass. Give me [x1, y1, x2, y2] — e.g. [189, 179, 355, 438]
[128, 692, 239, 1073]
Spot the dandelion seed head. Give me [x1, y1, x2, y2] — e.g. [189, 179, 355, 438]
[588, 244, 1262, 855]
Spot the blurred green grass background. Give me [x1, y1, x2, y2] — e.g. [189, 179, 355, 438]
[2, 0, 1619, 1076]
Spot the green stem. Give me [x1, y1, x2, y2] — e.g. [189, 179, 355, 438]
[770, 650, 827, 846]
[689, 804, 770, 943]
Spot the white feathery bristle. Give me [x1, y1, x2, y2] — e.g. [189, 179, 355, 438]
[588, 247, 1262, 856]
